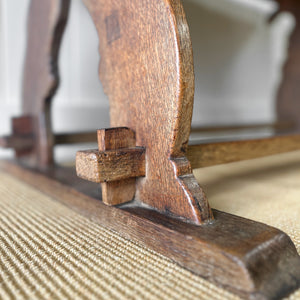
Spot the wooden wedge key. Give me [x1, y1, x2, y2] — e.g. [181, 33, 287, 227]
[76, 128, 146, 205]
[0, 0, 299, 299]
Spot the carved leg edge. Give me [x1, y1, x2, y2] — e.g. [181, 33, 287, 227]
[134, 158, 213, 226]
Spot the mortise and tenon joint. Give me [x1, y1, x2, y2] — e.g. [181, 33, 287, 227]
[76, 127, 146, 206]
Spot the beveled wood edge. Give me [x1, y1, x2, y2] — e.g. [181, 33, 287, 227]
[1, 160, 299, 299]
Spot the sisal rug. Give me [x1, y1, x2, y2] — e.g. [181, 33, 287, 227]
[0, 150, 299, 299]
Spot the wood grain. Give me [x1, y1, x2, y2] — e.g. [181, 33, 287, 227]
[83, 0, 213, 224]
[22, 0, 70, 167]
[2, 160, 299, 300]
[76, 147, 145, 183]
[97, 127, 138, 205]
[0, 116, 34, 154]
[187, 134, 300, 169]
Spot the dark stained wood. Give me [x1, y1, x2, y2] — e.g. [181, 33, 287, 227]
[82, 0, 213, 224]
[77, 132, 300, 183]
[5, 130, 300, 171]
[11, 116, 35, 157]
[188, 134, 300, 168]
[21, 0, 70, 167]
[9, 121, 292, 149]
[97, 127, 138, 205]
[190, 121, 295, 134]
[0, 136, 34, 152]
[54, 132, 97, 144]
[1, 160, 299, 300]
[3, 121, 295, 154]
[0, 116, 34, 152]
[76, 147, 146, 182]
[273, 1, 300, 131]
[0, 137, 9, 148]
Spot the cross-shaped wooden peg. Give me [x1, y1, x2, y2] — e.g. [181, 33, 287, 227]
[76, 127, 146, 206]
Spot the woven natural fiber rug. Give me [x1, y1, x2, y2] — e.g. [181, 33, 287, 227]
[0, 150, 299, 299]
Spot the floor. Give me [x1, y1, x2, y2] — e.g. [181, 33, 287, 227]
[0, 150, 299, 299]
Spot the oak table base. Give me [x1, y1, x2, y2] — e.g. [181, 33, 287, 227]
[2, 160, 299, 300]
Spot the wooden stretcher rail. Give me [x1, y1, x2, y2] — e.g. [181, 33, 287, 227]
[54, 132, 97, 144]
[55, 122, 294, 145]
[0, 135, 34, 150]
[45, 121, 298, 145]
[187, 134, 300, 168]
[1, 121, 295, 152]
[190, 121, 295, 133]
[46, 121, 298, 145]
[3, 132, 300, 172]
[0, 132, 97, 149]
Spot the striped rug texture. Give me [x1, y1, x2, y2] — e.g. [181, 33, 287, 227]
[0, 150, 300, 299]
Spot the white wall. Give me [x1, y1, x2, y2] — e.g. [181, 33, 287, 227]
[0, 0, 29, 158]
[0, 0, 295, 160]
[0, 0, 28, 126]
[53, 0, 110, 133]
[183, 0, 295, 126]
